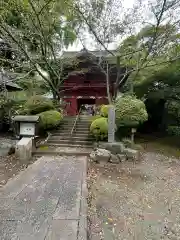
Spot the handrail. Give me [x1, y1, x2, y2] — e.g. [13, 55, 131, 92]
[70, 106, 82, 136]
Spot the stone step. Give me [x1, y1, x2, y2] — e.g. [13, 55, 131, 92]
[73, 133, 91, 137]
[62, 124, 88, 129]
[50, 136, 94, 141]
[33, 147, 91, 156]
[60, 124, 90, 128]
[57, 126, 74, 130]
[54, 128, 90, 134]
[60, 124, 75, 127]
[53, 130, 71, 134]
[47, 139, 93, 145]
[51, 133, 91, 138]
[76, 124, 90, 127]
[40, 143, 93, 148]
[62, 120, 76, 123]
[51, 132, 69, 136]
[76, 125, 89, 128]
[75, 130, 89, 133]
[75, 126, 89, 129]
[74, 128, 89, 133]
[77, 120, 89, 123]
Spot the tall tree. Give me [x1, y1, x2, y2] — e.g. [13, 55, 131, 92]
[0, 0, 79, 99]
[73, 0, 180, 99]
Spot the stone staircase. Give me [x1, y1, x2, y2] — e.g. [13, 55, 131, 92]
[34, 115, 94, 156]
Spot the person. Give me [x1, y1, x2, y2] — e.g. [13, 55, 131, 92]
[92, 105, 95, 116]
[88, 106, 92, 115]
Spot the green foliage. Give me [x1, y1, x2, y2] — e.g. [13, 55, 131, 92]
[100, 105, 113, 117]
[134, 61, 180, 132]
[0, 0, 80, 99]
[118, 24, 178, 68]
[90, 117, 108, 141]
[115, 95, 148, 128]
[167, 126, 180, 136]
[38, 110, 63, 130]
[25, 95, 54, 115]
[90, 115, 102, 123]
[0, 96, 16, 130]
[10, 99, 27, 115]
[17, 75, 50, 95]
[166, 100, 180, 117]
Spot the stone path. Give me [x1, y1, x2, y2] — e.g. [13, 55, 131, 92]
[0, 155, 87, 240]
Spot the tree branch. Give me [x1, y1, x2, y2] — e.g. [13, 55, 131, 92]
[74, 4, 115, 56]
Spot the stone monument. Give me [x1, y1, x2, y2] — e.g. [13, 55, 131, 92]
[108, 105, 115, 143]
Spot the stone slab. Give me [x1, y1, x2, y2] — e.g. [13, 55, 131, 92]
[45, 220, 78, 240]
[0, 155, 88, 240]
[78, 156, 88, 240]
[52, 157, 83, 220]
[0, 156, 54, 198]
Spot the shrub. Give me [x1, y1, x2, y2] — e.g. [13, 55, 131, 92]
[25, 95, 54, 115]
[0, 97, 15, 131]
[90, 115, 101, 123]
[100, 105, 114, 117]
[90, 117, 108, 140]
[167, 126, 180, 136]
[11, 99, 28, 115]
[38, 110, 63, 130]
[115, 95, 148, 128]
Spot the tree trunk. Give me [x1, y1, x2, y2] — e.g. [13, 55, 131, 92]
[52, 90, 57, 100]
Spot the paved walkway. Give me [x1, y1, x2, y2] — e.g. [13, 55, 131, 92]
[0, 156, 87, 240]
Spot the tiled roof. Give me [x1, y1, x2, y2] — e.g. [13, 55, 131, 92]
[0, 71, 22, 91]
[62, 49, 117, 59]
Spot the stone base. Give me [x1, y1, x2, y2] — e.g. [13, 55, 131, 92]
[15, 137, 32, 162]
[90, 142, 140, 164]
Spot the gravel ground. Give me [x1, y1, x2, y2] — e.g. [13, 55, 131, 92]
[0, 135, 37, 187]
[88, 152, 180, 240]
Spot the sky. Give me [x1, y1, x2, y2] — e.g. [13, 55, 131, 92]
[67, 0, 136, 52]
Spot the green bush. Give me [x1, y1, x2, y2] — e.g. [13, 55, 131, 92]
[90, 117, 108, 140]
[10, 99, 27, 115]
[115, 95, 148, 128]
[38, 110, 63, 130]
[0, 96, 15, 130]
[90, 115, 101, 123]
[167, 126, 180, 136]
[25, 95, 54, 115]
[100, 105, 113, 117]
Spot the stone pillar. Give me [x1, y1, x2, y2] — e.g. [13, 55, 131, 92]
[15, 137, 33, 162]
[108, 106, 115, 143]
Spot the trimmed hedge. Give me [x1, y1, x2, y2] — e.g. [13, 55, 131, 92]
[100, 105, 113, 117]
[115, 95, 148, 128]
[38, 110, 63, 130]
[90, 117, 108, 140]
[25, 95, 54, 115]
[90, 115, 101, 123]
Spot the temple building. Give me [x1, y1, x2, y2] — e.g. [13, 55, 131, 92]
[60, 49, 128, 115]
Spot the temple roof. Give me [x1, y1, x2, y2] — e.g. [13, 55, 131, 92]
[61, 48, 120, 76]
[62, 49, 117, 59]
[0, 71, 22, 91]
